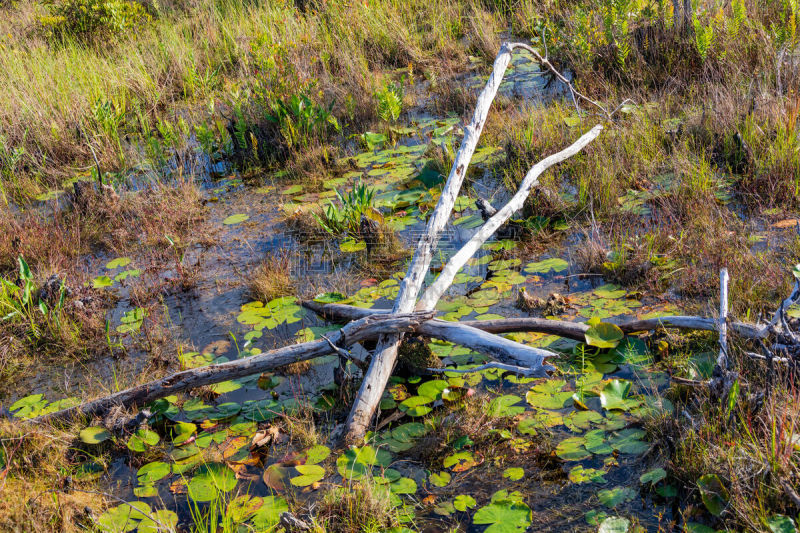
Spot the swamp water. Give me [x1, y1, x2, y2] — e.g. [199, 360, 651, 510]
[8, 50, 707, 532]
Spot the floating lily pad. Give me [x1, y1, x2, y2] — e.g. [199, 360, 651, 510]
[80, 426, 111, 445]
[640, 467, 667, 485]
[106, 257, 131, 269]
[223, 213, 249, 225]
[597, 486, 636, 508]
[473, 490, 532, 532]
[487, 395, 525, 417]
[290, 464, 325, 487]
[454, 494, 477, 511]
[524, 258, 568, 274]
[430, 471, 451, 487]
[585, 322, 625, 349]
[569, 465, 607, 484]
[503, 467, 524, 481]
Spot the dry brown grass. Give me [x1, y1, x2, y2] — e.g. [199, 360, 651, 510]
[0, 420, 109, 532]
[248, 253, 295, 303]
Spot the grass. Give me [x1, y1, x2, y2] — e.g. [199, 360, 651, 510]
[0, 0, 500, 202]
[0, 419, 108, 532]
[313, 478, 404, 533]
[248, 253, 296, 303]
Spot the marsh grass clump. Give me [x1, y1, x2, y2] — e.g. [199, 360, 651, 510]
[314, 478, 403, 533]
[38, 0, 152, 44]
[0, 420, 108, 531]
[652, 369, 800, 531]
[248, 253, 296, 304]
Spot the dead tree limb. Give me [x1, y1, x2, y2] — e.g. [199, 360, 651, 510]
[302, 301, 770, 342]
[338, 42, 522, 445]
[416, 124, 603, 310]
[31, 312, 433, 425]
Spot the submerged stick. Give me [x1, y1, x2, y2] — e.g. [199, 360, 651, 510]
[32, 312, 432, 425]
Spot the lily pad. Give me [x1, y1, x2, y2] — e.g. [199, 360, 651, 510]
[223, 213, 249, 225]
[503, 467, 524, 481]
[598, 516, 631, 533]
[585, 322, 625, 349]
[80, 426, 111, 445]
[290, 464, 325, 487]
[454, 494, 477, 511]
[597, 486, 636, 508]
[524, 258, 568, 274]
[473, 490, 532, 532]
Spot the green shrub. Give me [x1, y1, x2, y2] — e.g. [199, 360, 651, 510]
[39, 0, 151, 43]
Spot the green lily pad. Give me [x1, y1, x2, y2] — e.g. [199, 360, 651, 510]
[223, 213, 249, 225]
[80, 426, 111, 445]
[585, 322, 624, 349]
[487, 395, 525, 417]
[454, 494, 477, 511]
[503, 467, 524, 481]
[290, 464, 325, 487]
[597, 486, 636, 508]
[106, 257, 131, 269]
[524, 258, 568, 274]
[556, 437, 591, 461]
[390, 477, 417, 494]
[126, 428, 160, 452]
[430, 471, 451, 487]
[473, 490, 532, 532]
[92, 275, 114, 288]
[136, 461, 171, 484]
[340, 239, 367, 253]
[600, 380, 641, 412]
[569, 465, 607, 484]
[640, 467, 667, 485]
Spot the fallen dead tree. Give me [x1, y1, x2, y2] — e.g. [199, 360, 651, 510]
[302, 301, 770, 342]
[33, 312, 433, 424]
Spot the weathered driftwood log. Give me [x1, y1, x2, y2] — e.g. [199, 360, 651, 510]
[302, 301, 770, 342]
[32, 312, 433, 424]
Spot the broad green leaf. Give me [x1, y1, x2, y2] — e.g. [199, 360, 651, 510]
[290, 464, 325, 487]
[487, 395, 525, 417]
[503, 467, 524, 481]
[429, 471, 451, 487]
[597, 486, 636, 508]
[569, 465, 607, 484]
[585, 323, 624, 349]
[454, 494, 477, 511]
[80, 426, 111, 445]
[473, 490, 532, 532]
[640, 467, 667, 485]
[223, 213, 249, 225]
[106, 257, 131, 269]
[524, 258, 568, 274]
